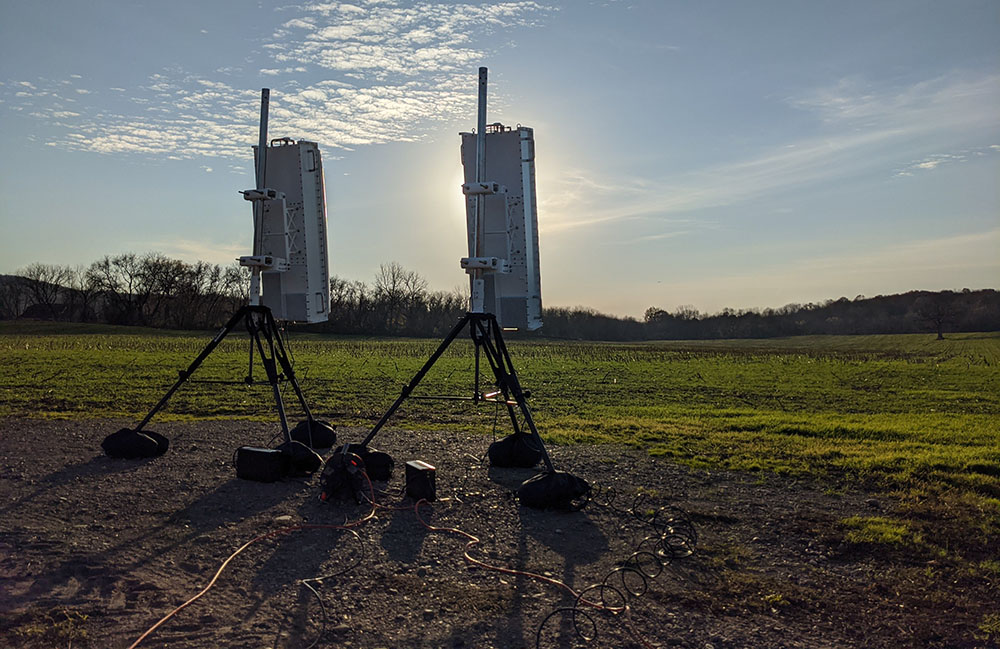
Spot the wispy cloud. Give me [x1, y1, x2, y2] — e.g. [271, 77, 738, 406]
[542, 127, 902, 232]
[136, 237, 249, 266]
[0, 1, 553, 161]
[893, 145, 999, 176]
[269, 1, 550, 79]
[542, 73, 1000, 233]
[789, 74, 1000, 132]
[797, 228, 1000, 277]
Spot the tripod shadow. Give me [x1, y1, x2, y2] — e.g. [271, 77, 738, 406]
[243, 485, 381, 649]
[484, 465, 609, 648]
[246, 524, 362, 649]
[0, 454, 154, 519]
[11, 476, 296, 611]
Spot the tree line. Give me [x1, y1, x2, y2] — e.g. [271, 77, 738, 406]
[2, 253, 997, 339]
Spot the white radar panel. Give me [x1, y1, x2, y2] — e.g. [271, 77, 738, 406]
[254, 140, 330, 323]
[461, 124, 542, 331]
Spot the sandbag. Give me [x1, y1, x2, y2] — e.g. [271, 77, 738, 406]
[330, 444, 394, 482]
[276, 440, 323, 475]
[289, 419, 337, 449]
[488, 433, 542, 468]
[517, 471, 591, 510]
[102, 428, 169, 459]
[362, 449, 394, 481]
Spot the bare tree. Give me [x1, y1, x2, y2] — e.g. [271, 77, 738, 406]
[87, 253, 155, 325]
[66, 265, 100, 322]
[138, 253, 187, 326]
[373, 262, 428, 334]
[19, 263, 73, 320]
[0, 275, 32, 319]
[914, 293, 956, 340]
[222, 263, 250, 307]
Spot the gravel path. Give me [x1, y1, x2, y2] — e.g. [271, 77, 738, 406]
[0, 418, 992, 648]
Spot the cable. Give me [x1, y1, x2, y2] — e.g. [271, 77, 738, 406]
[410, 499, 625, 613]
[125, 471, 377, 649]
[296, 528, 365, 649]
[126, 471, 695, 649]
[533, 485, 697, 649]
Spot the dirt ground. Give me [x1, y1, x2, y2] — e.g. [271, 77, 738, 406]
[0, 418, 995, 649]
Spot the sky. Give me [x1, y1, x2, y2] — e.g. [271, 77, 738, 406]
[0, 0, 997, 318]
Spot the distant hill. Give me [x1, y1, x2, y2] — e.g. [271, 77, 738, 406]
[542, 289, 1000, 340]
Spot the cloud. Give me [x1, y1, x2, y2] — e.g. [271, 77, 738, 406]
[11, 73, 477, 159]
[893, 146, 999, 177]
[541, 73, 1000, 233]
[788, 73, 1000, 133]
[139, 237, 249, 266]
[0, 1, 553, 162]
[543, 127, 903, 232]
[799, 228, 1000, 277]
[268, 2, 553, 79]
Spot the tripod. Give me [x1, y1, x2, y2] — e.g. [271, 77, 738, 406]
[125, 304, 320, 444]
[360, 311, 555, 473]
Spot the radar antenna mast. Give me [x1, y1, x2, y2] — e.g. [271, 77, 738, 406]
[101, 89, 335, 468]
[346, 68, 589, 509]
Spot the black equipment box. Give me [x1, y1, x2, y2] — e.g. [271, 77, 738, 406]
[405, 460, 436, 501]
[235, 446, 288, 482]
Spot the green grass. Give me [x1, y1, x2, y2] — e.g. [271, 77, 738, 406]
[11, 607, 90, 644]
[2, 322, 998, 559]
[841, 515, 916, 545]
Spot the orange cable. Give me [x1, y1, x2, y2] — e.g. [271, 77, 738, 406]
[126, 472, 376, 649]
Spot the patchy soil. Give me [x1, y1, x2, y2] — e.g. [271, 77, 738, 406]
[0, 418, 996, 649]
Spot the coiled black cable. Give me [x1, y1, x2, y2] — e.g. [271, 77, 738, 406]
[534, 484, 697, 648]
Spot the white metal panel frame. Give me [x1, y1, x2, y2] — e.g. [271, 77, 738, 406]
[460, 125, 543, 331]
[254, 140, 330, 323]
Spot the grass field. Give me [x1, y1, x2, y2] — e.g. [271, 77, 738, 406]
[2, 321, 998, 568]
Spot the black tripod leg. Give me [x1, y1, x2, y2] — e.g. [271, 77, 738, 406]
[133, 307, 249, 432]
[479, 316, 556, 473]
[361, 313, 471, 447]
[471, 318, 522, 435]
[248, 312, 291, 442]
[473, 329, 482, 404]
[267, 310, 315, 423]
[246, 333, 255, 384]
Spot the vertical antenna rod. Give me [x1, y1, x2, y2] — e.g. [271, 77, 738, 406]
[253, 89, 270, 257]
[474, 67, 487, 260]
[255, 88, 270, 192]
[475, 68, 487, 189]
[469, 67, 488, 312]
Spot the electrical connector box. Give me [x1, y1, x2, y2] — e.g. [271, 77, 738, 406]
[405, 460, 436, 501]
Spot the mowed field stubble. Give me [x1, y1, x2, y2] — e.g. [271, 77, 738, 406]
[1, 322, 999, 644]
[2, 323, 996, 488]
